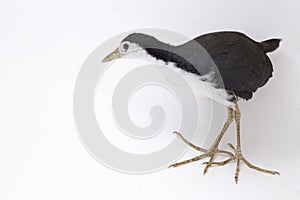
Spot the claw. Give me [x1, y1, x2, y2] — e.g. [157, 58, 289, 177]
[235, 176, 239, 184]
[227, 143, 235, 150]
[202, 167, 211, 174]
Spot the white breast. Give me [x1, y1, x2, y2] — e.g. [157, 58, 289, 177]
[164, 62, 235, 109]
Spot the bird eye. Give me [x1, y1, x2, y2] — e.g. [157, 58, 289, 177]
[123, 43, 129, 51]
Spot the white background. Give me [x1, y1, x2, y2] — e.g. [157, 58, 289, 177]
[1, 0, 300, 199]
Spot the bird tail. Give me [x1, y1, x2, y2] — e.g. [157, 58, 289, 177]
[260, 38, 281, 53]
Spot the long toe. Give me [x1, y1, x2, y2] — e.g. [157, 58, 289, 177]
[233, 148, 280, 183]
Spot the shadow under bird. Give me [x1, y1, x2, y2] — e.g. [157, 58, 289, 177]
[102, 31, 281, 183]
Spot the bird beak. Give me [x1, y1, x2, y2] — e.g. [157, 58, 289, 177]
[101, 48, 121, 62]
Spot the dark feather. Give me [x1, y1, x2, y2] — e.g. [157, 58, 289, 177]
[192, 31, 280, 100]
[123, 32, 281, 100]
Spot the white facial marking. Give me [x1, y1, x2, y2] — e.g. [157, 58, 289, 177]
[119, 42, 145, 58]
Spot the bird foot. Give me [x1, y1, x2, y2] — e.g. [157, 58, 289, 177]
[206, 143, 280, 183]
[168, 131, 234, 175]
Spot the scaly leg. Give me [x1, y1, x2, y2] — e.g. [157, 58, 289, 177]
[232, 103, 279, 183]
[169, 107, 234, 174]
[208, 103, 280, 183]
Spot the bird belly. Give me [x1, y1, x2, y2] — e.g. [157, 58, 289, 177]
[165, 63, 235, 109]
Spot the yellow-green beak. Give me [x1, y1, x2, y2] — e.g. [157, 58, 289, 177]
[102, 48, 121, 62]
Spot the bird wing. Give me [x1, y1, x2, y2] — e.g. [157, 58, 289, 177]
[193, 32, 273, 98]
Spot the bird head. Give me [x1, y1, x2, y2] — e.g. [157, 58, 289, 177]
[101, 33, 168, 62]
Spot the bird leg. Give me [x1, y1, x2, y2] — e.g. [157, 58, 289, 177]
[206, 103, 280, 183]
[232, 103, 280, 183]
[169, 107, 235, 174]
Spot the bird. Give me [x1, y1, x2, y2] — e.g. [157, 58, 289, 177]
[102, 31, 281, 183]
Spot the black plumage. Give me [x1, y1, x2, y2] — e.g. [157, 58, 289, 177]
[123, 31, 281, 100]
[192, 32, 280, 100]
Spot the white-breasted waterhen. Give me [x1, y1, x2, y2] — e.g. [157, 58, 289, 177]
[102, 31, 281, 183]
